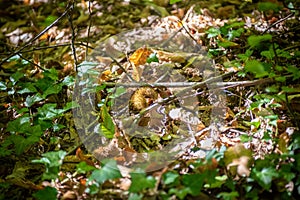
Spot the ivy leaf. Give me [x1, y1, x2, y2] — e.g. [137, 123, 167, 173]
[129, 169, 156, 193]
[245, 60, 269, 78]
[17, 82, 37, 94]
[217, 191, 239, 200]
[25, 93, 44, 107]
[252, 167, 279, 189]
[206, 28, 220, 38]
[32, 186, 58, 200]
[89, 160, 121, 184]
[32, 150, 67, 180]
[182, 174, 204, 196]
[38, 103, 64, 120]
[163, 171, 179, 185]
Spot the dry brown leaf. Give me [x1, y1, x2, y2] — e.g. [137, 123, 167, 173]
[129, 47, 153, 81]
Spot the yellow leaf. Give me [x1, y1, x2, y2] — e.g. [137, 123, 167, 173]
[129, 47, 153, 81]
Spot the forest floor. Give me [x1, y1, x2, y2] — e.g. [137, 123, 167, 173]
[0, 0, 300, 199]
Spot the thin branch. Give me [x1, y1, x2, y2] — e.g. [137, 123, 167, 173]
[0, 4, 73, 66]
[68, 2, 78, 72]
[0, 42, 94, 55]
[262, 12, 295, 34]
[17, 53, 46, 71]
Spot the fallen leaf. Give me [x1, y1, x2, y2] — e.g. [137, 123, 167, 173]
[129, 47, 153, 81]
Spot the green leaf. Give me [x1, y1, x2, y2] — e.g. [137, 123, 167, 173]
[89, 160, 121, 184]
[169, 187, 190, 200]
[258, 2, 282, 12]
[32, 150, 67, 180]
[62, 75, 75, 86]
[182, 174, 204, 196]
[9, 134, 40, 155]
[42, 83, 63, 98]
[25, 93, 44, 107]
[146, 53, 159, 63]
[163, 171, 179, 185]
[206, 28, 220, 38]
[218, 40, 239, 48]
[129, 169, 156, 193]
[10, 71, 24, 85]
[0, 81, 7, 91]
[248, 34, 272, 49]
[100, 105, 115, 139]
[170, 0, 182, 4]
[32, 186, 58, 200]
[245, 60, 268, 78]
[252, 167, 279, 189]
[128, 193, 143, 200]
[286, 65, 300, 80]
[217, 191, 239, 200]
[38, 103, 64, 120]
[261, 50, 275, 60]
[76, 162, 96, 174]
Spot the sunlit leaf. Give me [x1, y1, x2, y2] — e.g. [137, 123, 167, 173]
[89, 160, 121, 184]
[245, 60, 269, 78]
[32, 150, 67, 180]
[100, 105, 115, 139]
[248, 34, 272, 49]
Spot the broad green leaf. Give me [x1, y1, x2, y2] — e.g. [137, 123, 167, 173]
[42, 83, 63, 98]
[62, 75, 75, 86]
[10, 134, 40, 155]
[25, 93, 44, 107]
[76, 162, 96, 174]
[38, 103, 64, 120]
[252, 167, 279, 189]
[128, 193, 143, 200]
[248, 34, 272, 49]
[18, 82, 38, 94]
[169, 187, 190, 200]
[32, 186, 58, 200]
[206, 28, 220, 38]
[0, 81, 7, 90]
[182, 174, 204, 196]
[217, 191, 239, 200]
[10, 71, 24, 85]
[286, 65, 300, 80]
[129, 170, 156, 193]
[245, 60, 268, 78]
[261, 50, 275, 60]
[163, 171, 179, 185]
[89, 160, 121, 184]
[32, 150, 67, 180]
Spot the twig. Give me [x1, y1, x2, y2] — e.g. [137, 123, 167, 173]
[0, 43, 94, 56]
[0, 4, 73, 66]
[86, 0, 92, 60]
[17, 53, 46, 71]
[262, 12, 295, 34]
[68, 1, 78, 72]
